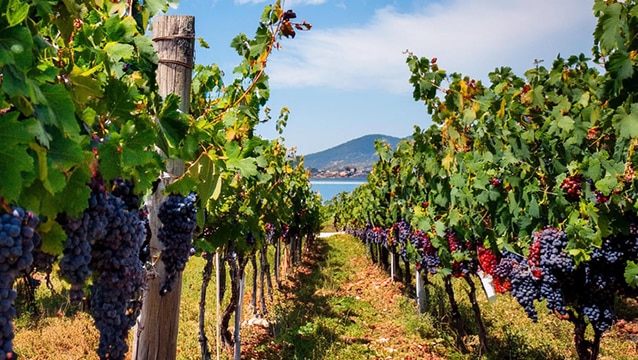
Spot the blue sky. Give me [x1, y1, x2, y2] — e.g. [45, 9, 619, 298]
[167, 0, 597, 155]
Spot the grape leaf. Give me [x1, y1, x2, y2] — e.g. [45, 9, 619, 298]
[614, 104, 638, 139]
[39, 83, 80, 138]
[625, 261, 638, 288]
[1, 63, 29, 95]
[38, 218, 67, 256]
[228, 157, 258, 177]
[6, 0, 30, 27]
[0, 113, 36, 202]
[0, 21, 33, 67]
[104, 42, 134, 62]
[68, 66, 104, 103]
[52, 165, 91, 218]
[158, 94, 190, 155]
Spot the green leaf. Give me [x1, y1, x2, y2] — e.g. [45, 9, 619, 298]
[105, 16, 138, 42]
[595, 175, 618, 196]
[615, 104, 638, 139]
[141, 0, 169, 17]
[0, 113, 36, 202]
[557, 115, 575, 132]
[228, 157, 258, 177]
[158, 94, 190, 154]
[1, 63, 29, 95]
[52, 165, 91, 218]
[625, 261, 638, 288]
[104, 42, 135, 62]
[68, 66, 104, 103]
[0, 25, 33, 66]
[38, 218, 67, 256]
[6, 0, 30, 27]
[595, 2, 623, 52]
[434, 221, 446, 237]
[528, 195, 540, 218]
[39, 83, 80, 138]
[608, 51, 633, 80]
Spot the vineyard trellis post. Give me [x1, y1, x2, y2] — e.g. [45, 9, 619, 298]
[132, 15, 195, 360]
[415, 268, 426, 314]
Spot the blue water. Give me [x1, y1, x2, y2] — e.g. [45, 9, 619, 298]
[310, 178, 366, 201]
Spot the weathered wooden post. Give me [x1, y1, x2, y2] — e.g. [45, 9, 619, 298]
[132, 15, 195, 360]
[416, 268, 426, 314]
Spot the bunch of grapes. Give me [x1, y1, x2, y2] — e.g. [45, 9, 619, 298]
[559, 174, 584, 202]
[509, 261, 542, 321]
[537, 227, 573, 275]
[89, 193, 146, 360]
[393, 220, 411, 262]
[493, 251, 522, 293]
[59, 181, 114, 303]
[58, 215, 93, 303]
[446, 229, 472, 278]
[367, 226, 386, 245]
[110, 177, 140, 211]
[157, 193, 197, 295]
[138, 205, 151, 264]
[477, 245, 498, 275]
[265, 222, 276, 244]
[0, 206, 39, 359]
[496, 225, 638, 334]
[410, 230, 440, 274]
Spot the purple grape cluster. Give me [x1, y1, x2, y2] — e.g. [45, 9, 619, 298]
[509, 261, 542, 321]
[57, 175, 148, 359]
[59, 216, 92, 303]
[158, 193, 197, 295]
[409, 230, 440, 274]
[0, 206, 39, 359]
[89, 195, 146, 360]
[110, 177, 140, 211]
[497, 226, 638, 334]
[59, 190, 110, 303]
[265, 222, 276, 244]
[393, 220, 411, 262]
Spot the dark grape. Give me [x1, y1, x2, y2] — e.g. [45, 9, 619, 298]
[110, 177, 140, 211]
[158, 193, 198, 295]
[58, 215, 92, 303]
[0, 206, 39, 359]
[536, 227, 573, 274]
[393, 220, 411, 262]
[410, 230, 441, 274]
[89, 193, 146, 360]
[509, 262, 541, 321]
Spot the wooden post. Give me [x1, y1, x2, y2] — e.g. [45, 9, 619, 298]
[416, 268, 426, 314]
[132, 15, 195, 360]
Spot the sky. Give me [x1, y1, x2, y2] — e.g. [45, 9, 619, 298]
[166, 0, 598, 155]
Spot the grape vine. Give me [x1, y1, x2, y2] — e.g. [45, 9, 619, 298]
[331, 2, 638, 359]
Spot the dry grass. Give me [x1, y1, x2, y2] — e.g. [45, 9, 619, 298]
[14, 312, 100, 360]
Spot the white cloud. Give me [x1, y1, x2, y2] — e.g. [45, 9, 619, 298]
[267, 0, 597, 93]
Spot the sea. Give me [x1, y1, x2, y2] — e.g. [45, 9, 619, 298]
[310, 178, 367, 202]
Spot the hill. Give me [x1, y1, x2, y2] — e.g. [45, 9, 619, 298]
[303, 134, 403, 178]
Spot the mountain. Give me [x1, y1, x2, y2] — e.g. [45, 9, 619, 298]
[303, 134, 403, 178]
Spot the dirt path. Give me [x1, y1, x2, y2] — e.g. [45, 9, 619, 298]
[241, 234, 443, 359]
